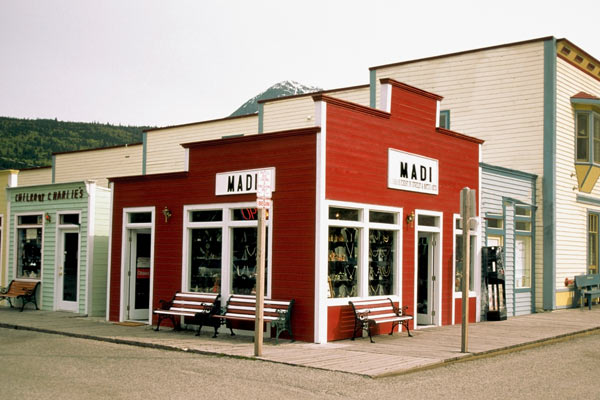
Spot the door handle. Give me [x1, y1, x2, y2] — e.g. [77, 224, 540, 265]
[58, 267, 63, 276]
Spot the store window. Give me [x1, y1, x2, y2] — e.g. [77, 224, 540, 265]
[454, 215, 477, 293]
[185, 204, 271, 297]
[589, 213, 599, 274]
[576, 110, 600, 164]
[16, 214, 43, 279]
[439, 110, 450, 129]
[327, 203, 401, 299]
[515, 205, 533, 289]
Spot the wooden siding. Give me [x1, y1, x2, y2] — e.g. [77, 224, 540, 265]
[263, 87, 370, 134]
[374, 41, 545, 175]
[54, 145, 143, 188]
[18, 168, 52, 187]
[110, 131, 318, 342]
[91, 186, 110, 316]
[322, 84, 480, 339]
[7, 182, 89, 312]
[555, 57, 600, 302]
[481, 167, 536, 317]
[145, 115, 258, 175]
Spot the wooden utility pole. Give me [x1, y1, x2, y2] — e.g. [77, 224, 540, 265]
[254, 206, 267, 356]
[460, 187, 475, 353]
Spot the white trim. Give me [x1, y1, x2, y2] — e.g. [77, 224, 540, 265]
[120, 207, 155, 323]
[435, 100, 441, 128]
[314, 100, 328, 343]
[380, 82, 392, 113]
[13, 212, 44, 283]
[55, 225, 81, 312]
[413, 209, 443, 328]
[0, 213, 3, 287]
[106, 182, 114, 321]
[3, 202, 10, 287]
[181, 202, 273, 302]
[184, 148, 190, 172]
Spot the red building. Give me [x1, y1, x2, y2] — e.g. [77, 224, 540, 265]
[107, 79, 482, 343]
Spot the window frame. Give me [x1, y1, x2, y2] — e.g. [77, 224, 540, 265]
[575, 110, 600, 165]
[13, 212, 44, 281]
[588, 212, 599, 275]
[182, 202, 273, 300]
[514, 204, 533, 290]
[325, 200, 403, 306]
[453, 214, 479, 297]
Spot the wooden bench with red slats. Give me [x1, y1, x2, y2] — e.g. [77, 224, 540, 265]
[214, 294, 294, 344]
[0, 280, 40, 312]
[349, 297, 413, 343]
[153, 291, 220, 337]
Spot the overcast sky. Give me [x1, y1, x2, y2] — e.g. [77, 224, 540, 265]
[1, 1, 598, 127]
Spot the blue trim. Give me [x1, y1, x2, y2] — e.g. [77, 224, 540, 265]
[543, 38, 557, 310]
[577, 194, 600, 206]
[369, 69, 376, 108]
[481, 163, 538, 182]
[51, 155, 56, 183]
[142, 132, 147, 175]
[258, 103, 264, 134]
[571, 98, 600, 106]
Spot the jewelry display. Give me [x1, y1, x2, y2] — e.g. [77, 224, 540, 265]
[190, 228, 222, 292]
[338, 284, 349, 297]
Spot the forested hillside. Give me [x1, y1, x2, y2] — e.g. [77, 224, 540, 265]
[0, 117, 150, 169]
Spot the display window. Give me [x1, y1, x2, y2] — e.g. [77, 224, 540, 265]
[453, 215, 477, 294]
[184, 203, 271, 297]
[515, 205, 533, 289]
[327, 202, 401, 300]
[16, 214, 43, 279]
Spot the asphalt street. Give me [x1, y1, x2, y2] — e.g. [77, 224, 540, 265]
[1, 327, 599, 399]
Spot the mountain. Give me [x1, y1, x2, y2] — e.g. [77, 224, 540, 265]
[230, 80, 321, 117]
[0, 117, 150, 169]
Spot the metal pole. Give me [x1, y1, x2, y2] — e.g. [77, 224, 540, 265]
[461, 187, 473, 353]
[254, 207, 267, 356]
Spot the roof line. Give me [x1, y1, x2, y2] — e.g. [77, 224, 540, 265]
[181, 126, 321, 149]
[52, 142, 142, 156]
[144, 113, 258, 133]
[369, 36, 555, 71]
[257, 84, 369, 104]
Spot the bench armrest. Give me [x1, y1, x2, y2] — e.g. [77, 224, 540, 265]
[157, 299, 173, 310]
[0, 286, 7, 295]
[356, 310, 370, 321]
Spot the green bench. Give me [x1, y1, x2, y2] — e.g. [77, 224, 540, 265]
[574, 274, 600, 310]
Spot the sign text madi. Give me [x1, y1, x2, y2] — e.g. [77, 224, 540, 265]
[388, 148, 439, 195]
[215, 167, 276, 196]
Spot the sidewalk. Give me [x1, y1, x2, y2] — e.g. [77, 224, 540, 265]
[1, 305, 600, 378]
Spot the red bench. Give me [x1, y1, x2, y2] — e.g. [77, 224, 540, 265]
[349, 297, 413, 343]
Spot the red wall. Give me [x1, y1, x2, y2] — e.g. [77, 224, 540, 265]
[323, 84, 480, 340]
[109, 130, 318, 342]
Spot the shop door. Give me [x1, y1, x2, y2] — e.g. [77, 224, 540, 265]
[417, 233, 436, 326]
[57, 231, 79, 312]
[127, 230, 151, 320]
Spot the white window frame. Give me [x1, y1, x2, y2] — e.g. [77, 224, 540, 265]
[54, 210, 82, 311]
[326, 200, 403, 307]
[182, 201, 274, 300]
[453, 213, 479, 298]
[13, 212, 44, 281]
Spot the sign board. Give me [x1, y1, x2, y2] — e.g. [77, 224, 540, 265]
[215, 167, 276, 196]
[256, 170, 273, 199]
[388, 148, 439, 195]
[256, 198, 272, 209]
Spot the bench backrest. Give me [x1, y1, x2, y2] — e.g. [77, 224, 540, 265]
[171, 292, 220, 313]
[350, 298, 397, 320]
[5, 280, 39, 296]
[575, 274, 600, 289]
[224, 294, 294, 319]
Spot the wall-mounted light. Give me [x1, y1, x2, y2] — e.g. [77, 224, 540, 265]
[162, 206, 172, 223]
[406, 211, 415, 227]
[45, 213, 52, 223]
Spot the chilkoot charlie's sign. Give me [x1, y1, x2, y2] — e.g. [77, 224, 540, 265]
[13, 187, 86, 203]
[215, 167, 276, 196]
[388, 148, 439, 195]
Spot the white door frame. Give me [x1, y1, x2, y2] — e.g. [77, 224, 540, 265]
[56, 228, 80, 312]
[119, 207, 155, 322]
[413, 209, 443, 328]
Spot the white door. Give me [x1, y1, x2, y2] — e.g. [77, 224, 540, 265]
[57, 230, 79, 312]
[417, 232, 436, 325]
[127, 230, 151, 320]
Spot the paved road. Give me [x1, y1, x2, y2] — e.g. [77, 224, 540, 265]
[1, 327, 599, 399]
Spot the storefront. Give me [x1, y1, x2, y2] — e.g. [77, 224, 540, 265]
[107, 79, 482, 343]
[5, 181, 110, 315]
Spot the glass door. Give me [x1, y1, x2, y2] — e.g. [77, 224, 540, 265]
[57, 230, 79, 312]
[127, 230, 151, 320]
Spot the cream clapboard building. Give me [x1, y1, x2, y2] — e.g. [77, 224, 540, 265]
[368, 36, 600, 311]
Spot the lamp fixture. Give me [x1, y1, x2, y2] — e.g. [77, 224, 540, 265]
[406, 211, 415, 227]
[162, 206, 172, 223]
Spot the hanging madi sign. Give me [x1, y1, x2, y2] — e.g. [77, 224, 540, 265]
[215, 167, 276, 196]
[387, 148, 439, 195]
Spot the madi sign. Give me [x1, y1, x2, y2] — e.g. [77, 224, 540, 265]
[216, 167, 276, 196]
[388, 148, 439, 195]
